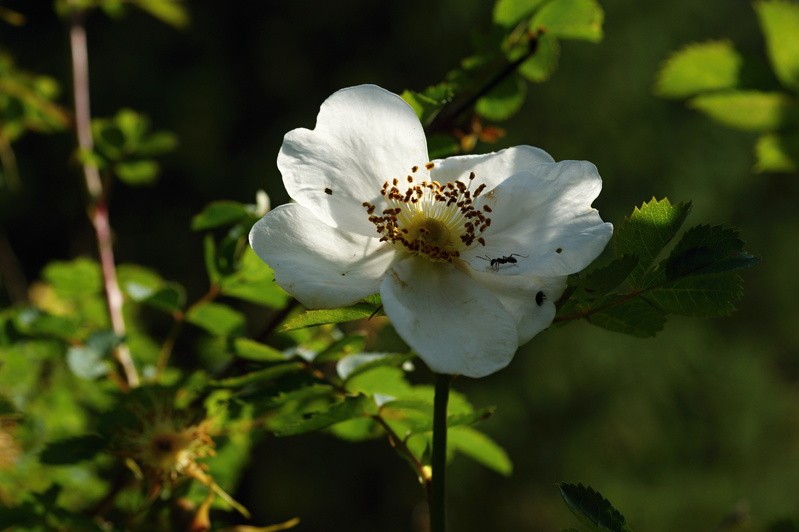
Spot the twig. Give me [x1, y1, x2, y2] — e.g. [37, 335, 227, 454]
[68, 8, 139, 388]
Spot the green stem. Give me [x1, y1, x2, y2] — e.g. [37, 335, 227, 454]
[430, 373, 453, 532]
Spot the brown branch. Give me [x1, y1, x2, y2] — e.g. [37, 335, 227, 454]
[68, 8, 139, 388]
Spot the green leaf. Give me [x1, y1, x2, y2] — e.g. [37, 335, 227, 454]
[118, 265, 186, 312]
[39, 434, 106, 464]
[336, 352, 415, 381]
[137, 130, 178, 156]
[219, 247, 289, 308]
[559, 483, 633, 532]
[43, 258, 102, 299]
[114, 160, 159, 185]
[314, 334, 366, 364]
[493, 0, 548, 27]
[655, 40, 743, 98]
[643, 275, 742, 317]
[65, 330, 119, 379]
[613, 198, 692, 285]
[660, 224, 760, 279]
[755, 132, 799, 172]
[269, 394, 377, 436]
[755, 0, 799, 90]
[186, 302, 246, 337]
[530, 0, 604, 42]
[475, 73, 527, 121]
[192, 201, 252, 231]
[132, 0, 190, 28]
[14, 308, 80, 340]
[578, 255, 639, 293]
[448, 426, 513, 476]
[587, 297, 666, 337]
[211, 361, 304, 388]
[518, 33, 560, 83]
[688, 90, 799, 132]
[401, 84, 453, 124]
[281, 298, 382, 331]
[232, 337, 286, 362]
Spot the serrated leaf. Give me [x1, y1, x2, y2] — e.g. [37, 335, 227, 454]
[211, 361, 304, 388]
[493, 0, 548, 27]
[269, 394, 377, 436]
[232, 338, 286, 362]
[186, 302, 246, 336]
[587, 297, 666, 337]
[475, 73, 527, 121]
[689, 90, 799, 132]
[192, 201, 252, 231]
[518, 32, 560, 83]
[755, 132, 799, 172]
[530, 0, 604, 42]
[661, 224, 759, 279]
[114, 160, 159, 185]
[579, 255, 639, 293]
[643, 275, 742, 317]
[39, 434, 106, 464]
[448, 426, 513, 476]
[656, 40, 743, 98]
[614, 198, 692, 284]
[559, 483, 632, 532]
[281, 299, 382, 331]
[755, 0, 799, 91]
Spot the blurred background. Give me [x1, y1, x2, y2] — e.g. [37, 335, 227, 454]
[2, 0, 798, 530]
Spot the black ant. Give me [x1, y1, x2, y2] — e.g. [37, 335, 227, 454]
[477, 253, 528, 271]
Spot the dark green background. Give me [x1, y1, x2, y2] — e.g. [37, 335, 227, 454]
[2, 1, 798, 530]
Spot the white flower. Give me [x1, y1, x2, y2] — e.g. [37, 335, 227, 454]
[250, 85, 612, 378]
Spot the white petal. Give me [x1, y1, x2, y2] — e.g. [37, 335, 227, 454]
[464, 266, 566, 345]
[278, 85, 428, 236]
[465, 161, 613, 276]
[429, 145, 554, 190]
[249, 204, 396, 308]
[380, 257, 518, 378]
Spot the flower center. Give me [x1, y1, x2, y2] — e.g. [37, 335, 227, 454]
[363, 164, 492, 262]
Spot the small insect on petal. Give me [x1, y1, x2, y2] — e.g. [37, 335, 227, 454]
[324, 188, 333, 195]
[535, 291, 546, 306]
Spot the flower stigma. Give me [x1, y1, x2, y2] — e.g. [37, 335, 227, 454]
[363, 166, 492, 262]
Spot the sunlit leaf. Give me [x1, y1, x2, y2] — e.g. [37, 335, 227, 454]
[655, 40, 743, 98]
[232, 338, 286, 362]
[219, 247, 289, 308]
[493, 0, 548, 27]
[559, 483, 633, 532]
[518, 33, 560, 83]
[132, 0, 190, 28]
[336, 352, 414, 381]
[613, 198, 691, 285]
[448, 426, 513, 476]
[43, 258, 102, 299]
[281, 297, 382, 331]
[755, 132, 799, 172]
[530, 0, 604, 42]
[689, 90, 799, 132]
[755, 0, 799, 90]
[211, 361, 305, 388]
